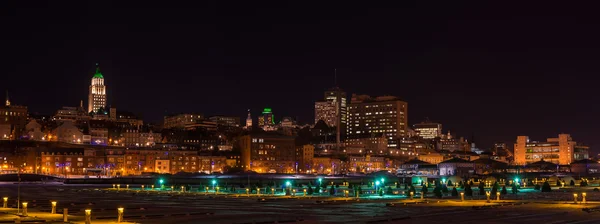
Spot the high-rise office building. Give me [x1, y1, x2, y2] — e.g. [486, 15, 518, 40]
[88, 63, 107, 113]
[315, 87, 347, 149]
[514, 134, 576, 165]
[347, 94, 408, 148]
[314, 101, 336, 127]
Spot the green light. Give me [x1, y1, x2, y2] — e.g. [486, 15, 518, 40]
[262, 108, 272, 114]
[514, 178, 519, 183]
[286, 181, 291, 186]
[318, 178, 322, 182]
[212, 180, 216, 185]
[381, 178, 385, 183]
[375, 181, 380, 186]
[442, 179, 446, 183]
[93, 64, 104, 79]
[159, 179, 164, 184]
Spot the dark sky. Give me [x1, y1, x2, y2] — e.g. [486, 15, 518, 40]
[2, 2, 600, 152]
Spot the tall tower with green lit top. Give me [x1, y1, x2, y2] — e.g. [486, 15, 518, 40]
[88, 63, 107, 113]
[258, 108, 275, 131]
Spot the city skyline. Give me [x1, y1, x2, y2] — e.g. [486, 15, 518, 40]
[2, 2, 600, 151]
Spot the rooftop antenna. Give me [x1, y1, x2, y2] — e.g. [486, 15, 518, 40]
[334, 68, 337, 87]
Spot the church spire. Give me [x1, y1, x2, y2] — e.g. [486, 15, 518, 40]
[5, 90, 9, 106]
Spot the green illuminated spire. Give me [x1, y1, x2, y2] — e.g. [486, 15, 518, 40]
[93, 63, 104, 79]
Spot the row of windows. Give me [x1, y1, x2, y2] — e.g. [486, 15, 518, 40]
[0, 111, 25, 116]
[251, 138, 265, 143]
[45, 157, 84, 162]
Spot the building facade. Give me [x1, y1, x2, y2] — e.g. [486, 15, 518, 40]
[295, 144, 314, 173]
[314, 101, 336, 127]
[163, 113, 204, 129]
[238, 133, 296, 172]
[209, 116, 240, 128]
[413, 120, 442, 139]
[258, 108, 275, 131]
[514, 134, 576, 165]
[88, 64, 106, 113]
[347, 94, 408, 148]
[0, 104, 27, 140]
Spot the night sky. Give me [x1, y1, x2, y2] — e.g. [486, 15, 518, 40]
[2, 2, 600, 152]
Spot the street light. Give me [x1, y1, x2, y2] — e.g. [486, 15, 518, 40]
[574, 193, 578, 203]
[117, 208, 124, 223]
[22, 202, 27, 216]
[51, 201, 57, 214]
[85, 209, 91, 224]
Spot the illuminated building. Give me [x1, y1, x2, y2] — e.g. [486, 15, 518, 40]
[346, 94, 408, 148]
[88, 63, 106, 113]
[413, 120, 442, 139]
[0, 92, 27, 140]
[314, 101, 336, 127]
[514, 134, 576, 165]
[25, 120, 44, 141]
[54, 102, 90, 122]
[238, 133, 296, 172]
[315, 87, 347, 149]
[123, 127, 161, 147]
[209, 116, 240, 127]
[41, 149, 101, 175]
[347, 155, 387, 173]
[344, 136, 388, 155]
[436, 132, 470, 152]
[89, 120, 109, 145]
[295, 145, 314, 173]
[244, 110, 252, 129]
[438, 158, 474, 176]
[573, 144, 590, 160]
[258, 108, 275, 131]
[114, 110, 143, 128]
[418, 153, 444, 164]
[312, 157, 342, 174]
[163, 113, 203, 129]
[53, 121, 86, 144]
[493, 142, 510, 156]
